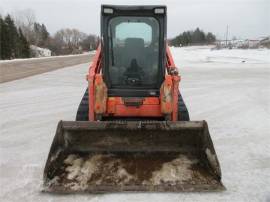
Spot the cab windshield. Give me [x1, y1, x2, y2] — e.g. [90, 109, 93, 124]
[108, 16, 160, 87]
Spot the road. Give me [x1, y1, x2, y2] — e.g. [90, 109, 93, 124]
[0, 53, 93, 83]
[0, 47, 269, 202]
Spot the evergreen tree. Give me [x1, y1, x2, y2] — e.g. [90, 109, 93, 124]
[4, 15, 19, 59]
[1, 15, 10, 59]
[192, 28, 204, 43]
[170, 28, 216, 47]
[33, 22, 49, 47]
[41, 24, 49, 46]
[18, 28, 30, 58]
[206, 32, 216, 44]
[0, 14, 30, 59]
[33, 22, 42, 46]
[0, 15, 3, 59]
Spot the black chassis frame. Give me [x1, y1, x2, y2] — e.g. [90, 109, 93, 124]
[100, 5, 167, 97]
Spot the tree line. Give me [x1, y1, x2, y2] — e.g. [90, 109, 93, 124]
[48, 29, 98, 55]
[170, 28, 216, 47]
[0, 15, 30, 59]
[1, 10, 99, 60]
[14, 9, 99, 55]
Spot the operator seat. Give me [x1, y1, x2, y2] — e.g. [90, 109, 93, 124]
[123, 38, 146, 68]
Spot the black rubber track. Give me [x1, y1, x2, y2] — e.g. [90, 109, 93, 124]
[75, 88, 89, 121]
[178, 93, 190, 121]
[75, 88, 190, 121]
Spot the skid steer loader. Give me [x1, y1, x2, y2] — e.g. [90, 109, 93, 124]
[43, 5, 224, 193]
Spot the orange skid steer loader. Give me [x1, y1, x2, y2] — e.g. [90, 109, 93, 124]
[43, 5, 224, 193]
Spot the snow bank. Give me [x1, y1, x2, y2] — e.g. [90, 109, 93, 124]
[0, 51, 94, 64]
[30, 45, 52, 57]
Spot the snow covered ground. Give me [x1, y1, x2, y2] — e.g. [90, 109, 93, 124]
[0, 46, 270, 201]
[170, 46, 270, 66]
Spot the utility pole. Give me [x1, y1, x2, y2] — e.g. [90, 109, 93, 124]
[225, 25, 229, 47]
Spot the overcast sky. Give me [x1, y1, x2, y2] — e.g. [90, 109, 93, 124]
[0, 0, 269, 39]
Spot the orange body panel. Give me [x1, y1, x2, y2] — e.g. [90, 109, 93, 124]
[88, 45, 102, 121]
[88, 44, 180, 121]
[160, 75, 173, 115]
[94, 74, 107, 114]
[104, 97, 162, 117]
[166, 45, 180, 121]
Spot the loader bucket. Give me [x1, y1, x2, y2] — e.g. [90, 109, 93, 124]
[43, 121, 225, 193]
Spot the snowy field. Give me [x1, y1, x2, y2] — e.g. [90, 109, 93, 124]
[0, 46, 270, 202]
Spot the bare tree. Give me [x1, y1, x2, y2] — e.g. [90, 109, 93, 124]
[12, 9, 36, 43]
[80, 34, 99, 51]
[53, 28, 87, 54]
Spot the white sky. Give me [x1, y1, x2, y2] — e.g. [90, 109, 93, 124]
[0, 0, 269, 39]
